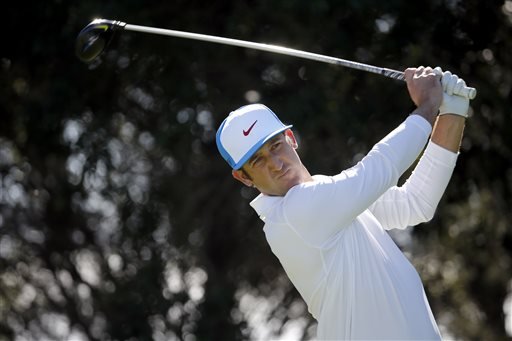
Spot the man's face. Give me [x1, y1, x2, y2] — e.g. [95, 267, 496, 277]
[232, 130, 309, 196]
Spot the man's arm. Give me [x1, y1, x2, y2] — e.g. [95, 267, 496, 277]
[431, 110, 466, 153]
[431, 67, 470, 152]
[368, 139, 459, 229]
[281, 67, 443, 247]
[283, 116, 432, 246]
[369, 72, 471, 230]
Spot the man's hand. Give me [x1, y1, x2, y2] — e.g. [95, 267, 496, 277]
[434, 68, 470, 118]
[404, 66, 443, 126]
[429, 67, 470, 153]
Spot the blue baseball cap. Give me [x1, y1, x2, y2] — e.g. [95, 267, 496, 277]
[216, 104, 292, 170]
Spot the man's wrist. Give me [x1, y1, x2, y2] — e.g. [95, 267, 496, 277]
[439, 93, 469, 118]
[430, 114, 466, 153]
[411, 106, 438, 126]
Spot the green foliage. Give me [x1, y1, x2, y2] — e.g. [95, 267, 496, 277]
[1, 0, 511, 339]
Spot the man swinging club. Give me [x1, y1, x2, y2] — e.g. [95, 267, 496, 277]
[216, 66, 471, 339]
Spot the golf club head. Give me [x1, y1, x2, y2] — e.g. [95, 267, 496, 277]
[75, 19, 126, 63]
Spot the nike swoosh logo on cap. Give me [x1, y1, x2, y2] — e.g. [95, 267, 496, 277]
[243, 120, 258, 136]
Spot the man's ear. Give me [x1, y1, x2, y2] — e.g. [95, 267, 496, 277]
[284, 129, 298, 149]
[232, 169, 254, 187]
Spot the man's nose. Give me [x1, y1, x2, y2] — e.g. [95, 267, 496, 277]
[268, 154, 283, 171]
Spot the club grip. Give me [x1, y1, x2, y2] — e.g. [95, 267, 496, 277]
[458, 86, 477, 100]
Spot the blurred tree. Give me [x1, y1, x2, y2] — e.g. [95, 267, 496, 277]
[0, 0, 511, 340]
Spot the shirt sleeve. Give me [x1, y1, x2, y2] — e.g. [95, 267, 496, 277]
[282, 115, 432, 247]
[368, 140, 458, 230]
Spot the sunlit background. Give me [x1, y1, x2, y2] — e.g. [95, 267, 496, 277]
[2, 1, 512, 340]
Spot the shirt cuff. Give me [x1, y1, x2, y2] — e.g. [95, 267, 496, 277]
[426, 140, 459, 166]
[406, 114, 433, 138]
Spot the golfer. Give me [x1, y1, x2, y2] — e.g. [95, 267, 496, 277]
[216, 66, 470, 340]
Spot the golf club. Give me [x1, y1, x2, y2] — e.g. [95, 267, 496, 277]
[76, 19, 477, 99]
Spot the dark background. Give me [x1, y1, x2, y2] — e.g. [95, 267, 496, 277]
[1, 0, 512, 340]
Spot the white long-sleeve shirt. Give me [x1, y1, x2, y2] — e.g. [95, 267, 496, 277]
[250, 115, 458, 340]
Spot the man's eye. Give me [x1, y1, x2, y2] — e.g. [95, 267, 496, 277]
[252, 158, 262, 166]
[272, 142, 281, 150]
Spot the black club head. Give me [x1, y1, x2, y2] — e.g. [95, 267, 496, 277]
[75, 19, 126, 63]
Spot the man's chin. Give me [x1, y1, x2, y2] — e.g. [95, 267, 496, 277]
[279, 176, 303, 194]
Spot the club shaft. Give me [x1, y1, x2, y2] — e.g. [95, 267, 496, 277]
[125, 24, 404, 80]
[123, 23, 476, 99]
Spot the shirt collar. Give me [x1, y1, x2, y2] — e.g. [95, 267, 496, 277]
[250, 193, 283, 222]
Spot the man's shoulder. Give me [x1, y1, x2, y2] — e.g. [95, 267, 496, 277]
[281, 174, 335, 212]
[252, 175, 335, 219]
[283, 174, 333, 197]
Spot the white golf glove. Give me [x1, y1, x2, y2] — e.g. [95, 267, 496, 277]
[434, 67, 469, 118]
